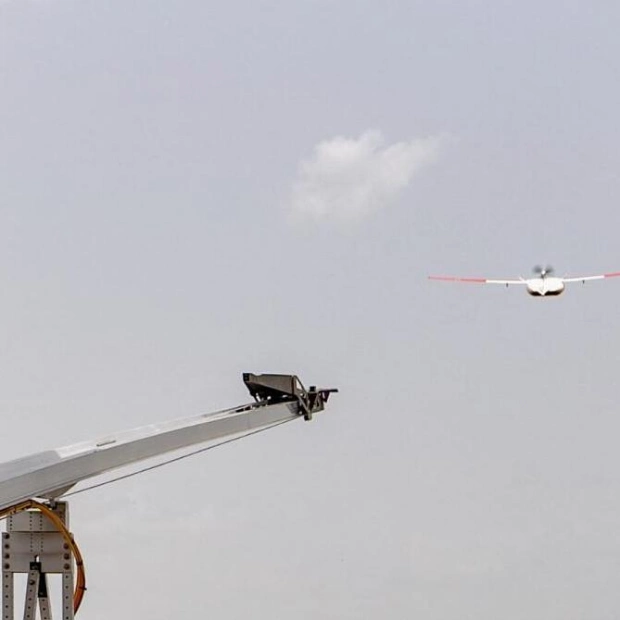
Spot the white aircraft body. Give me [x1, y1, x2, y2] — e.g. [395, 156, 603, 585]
[429, 266, 620, 297]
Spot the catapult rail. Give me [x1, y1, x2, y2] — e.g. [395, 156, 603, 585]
[0, 373, 336, 511]
[0, 373, 336, 618]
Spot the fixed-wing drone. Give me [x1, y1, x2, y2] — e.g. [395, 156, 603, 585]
[429, 265, 620, 297]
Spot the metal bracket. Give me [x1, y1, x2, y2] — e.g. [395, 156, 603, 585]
[243, 373, 338, 421]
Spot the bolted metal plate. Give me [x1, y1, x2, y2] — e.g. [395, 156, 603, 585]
[3, 530, 71, 574]
[7, 504, 68, 534]
[4, 532, 67, 554]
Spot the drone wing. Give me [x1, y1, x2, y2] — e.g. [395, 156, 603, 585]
[562, 271, 620, 283]
[428, 275, 526, 286]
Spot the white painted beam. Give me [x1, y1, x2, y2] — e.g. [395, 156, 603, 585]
[0, 401, 299, 511]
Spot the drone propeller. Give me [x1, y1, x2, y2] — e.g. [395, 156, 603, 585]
[533, 264, 554, 276]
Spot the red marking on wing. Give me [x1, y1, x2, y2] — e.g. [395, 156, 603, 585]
[428, 276, 486, 283]
[604, 272, 620, 278]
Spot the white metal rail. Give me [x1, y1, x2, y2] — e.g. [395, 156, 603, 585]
[0, 400, 298, 511]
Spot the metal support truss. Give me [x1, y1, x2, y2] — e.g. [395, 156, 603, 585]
[2, 503, 73, 620]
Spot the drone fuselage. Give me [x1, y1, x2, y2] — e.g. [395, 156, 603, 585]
[526, 276, 565, 296]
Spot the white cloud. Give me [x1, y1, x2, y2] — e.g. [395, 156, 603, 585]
[290, 130, 443, 223]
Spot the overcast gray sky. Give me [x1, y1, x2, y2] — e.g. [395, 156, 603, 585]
[3, 1, 620, 618]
